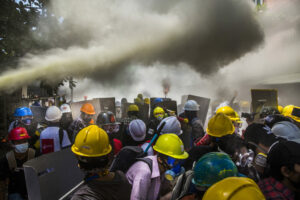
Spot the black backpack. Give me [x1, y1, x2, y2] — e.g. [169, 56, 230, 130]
[110, 146, 152, 173]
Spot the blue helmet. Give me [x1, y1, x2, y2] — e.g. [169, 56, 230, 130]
[154, 98, 163, 104]
[14, 107, 33, 117]
[192, 152, 240, 187]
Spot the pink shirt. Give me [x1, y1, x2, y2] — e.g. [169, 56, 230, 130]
[126, 155, 161, 200]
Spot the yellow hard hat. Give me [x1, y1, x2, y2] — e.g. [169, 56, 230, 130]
[282, 105, 300, 123]
[154, 107, 165, 115]
[128, 104, 139, 112]
[144, 98, 150, 105]
[153, 134, 188, 159]
[202, 177, 265, 200]
[71, 125, 112, 157]
[206, 113, 235, 137]
[278, 105, 283, 114]
[216, 106, 240, 122]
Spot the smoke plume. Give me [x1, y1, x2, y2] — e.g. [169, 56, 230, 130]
[0, 0, 263, 91]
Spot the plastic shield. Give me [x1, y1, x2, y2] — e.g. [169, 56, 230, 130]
[251, 89, 278, 114]
[98, 98, 116, 115]
[181, 95, 211, 125]
[30, 106, 47, 124]
[24, 148, 84, 200]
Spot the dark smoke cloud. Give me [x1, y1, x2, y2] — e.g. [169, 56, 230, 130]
[0, 0, 264, 91]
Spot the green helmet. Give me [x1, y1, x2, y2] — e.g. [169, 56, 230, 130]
[192, 152, 240, 187]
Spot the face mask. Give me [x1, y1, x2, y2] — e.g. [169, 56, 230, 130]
[164, 157, 185, 181]
[254, 153, 267, 168]
[155, 114, 164, 121]
[14, 143, 29, 153]
[22, 118, 32, 125]
[235, 150, 254, 168]
[83, 117, 92, 123]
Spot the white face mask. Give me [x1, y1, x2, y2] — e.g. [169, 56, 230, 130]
[14, 143, 29, 153]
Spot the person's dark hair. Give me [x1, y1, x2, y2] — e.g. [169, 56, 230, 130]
[184, 111, 198, 122]
[267, 163, 294, 181]
[127, 111, 139, 118]
[77, 155, 109, 171]
[215, 135, 247, 157]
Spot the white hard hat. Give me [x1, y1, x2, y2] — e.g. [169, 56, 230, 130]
[272, 121, 300, 144]
[45, 106, 62, 122]
[115, 101, 121, 107]
[60, 104, 71, 113]
[129, 119, 146, 141]
[184, 100, 199, 111]
[158, 116, 182, 136]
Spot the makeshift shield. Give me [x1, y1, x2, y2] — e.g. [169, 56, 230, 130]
[24, 148, 84, 200]
[181, 95, 211, 125]
[70, 99, 100, 121]
[98, 98, 116, 115]
[251, 89, 278, 115]
[30, 106, 47, 124]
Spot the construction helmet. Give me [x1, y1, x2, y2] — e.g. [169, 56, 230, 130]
[129, 119, 146, 142]
[192, 152, 239, 187]
[72, 125, 112, 157]
[282, 105, 300, 123]
[153, 106, 165, 120]
[153, 134, 188, 159]
[158, 116, 182, 136]
[216, 106, 240, 122]
[14, 107, 33, 117]
[202, 177, 265, 200]
[144, 98, 150, 105]
[96, 111, 117, 125]
[137, 93, 143, 100]
[128, 104, 139, 112]
[184, 100, 199, 111]
[206, 113, 235, 137]
[8, 127, 30, 141]
[271, 121, 300, 144]
[278, 105, 283, 114]
[45, 106, 62, 122]
[60, 104, 71, 113]
[154, 98, 163, 104]
[134, 98, 142, 104]
[80, 103, 96, 115]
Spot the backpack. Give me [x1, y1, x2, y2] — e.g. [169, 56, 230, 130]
[171, 170, 194, 200]
[6, 148, 36, 171]
[109, 146, 152, 173]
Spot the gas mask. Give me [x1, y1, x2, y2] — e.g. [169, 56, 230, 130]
[164, 157, 185, 181]
[235, 149, 254, 168]
[254, 153, 267, 168]
[21, 118, 32, 126]
[155, 114, 164, 121]
[14, 143, 29, 153]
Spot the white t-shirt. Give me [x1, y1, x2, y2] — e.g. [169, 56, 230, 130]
[40, 126, 71, 154]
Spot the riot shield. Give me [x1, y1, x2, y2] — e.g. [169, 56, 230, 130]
[251, 89, 278, 115]
[70, 99, 100, 121]
[138, 104, 149, 123]
[181, 95, 211, 125]
[30, 106, 47, 124]
[98, 98, 116, 114]
[24, 148, 84, 200]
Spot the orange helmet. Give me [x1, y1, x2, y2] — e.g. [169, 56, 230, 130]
[80, 103, 96, 115]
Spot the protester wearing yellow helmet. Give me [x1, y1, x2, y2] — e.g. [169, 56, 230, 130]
[71, 125, 131, 199]
[216, 106, 242, 134]
[202, 177, 265, 200]
[147, 106, 166, 137]
[126, 134, 188, 200]
[206, 113, 235, 138]
[282, 105, 300, 128]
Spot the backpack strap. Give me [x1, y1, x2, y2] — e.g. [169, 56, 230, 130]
[59, 128, 64, 148]
[136, 158, 153, 173]
[6, 151, 17, 171]
[171, 170, 194, 200]
[27, 148, 35, 160]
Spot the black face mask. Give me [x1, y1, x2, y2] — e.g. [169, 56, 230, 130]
[83, 117, 92, 123]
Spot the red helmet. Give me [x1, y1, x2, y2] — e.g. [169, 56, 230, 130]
[8, 127, 30, 141]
